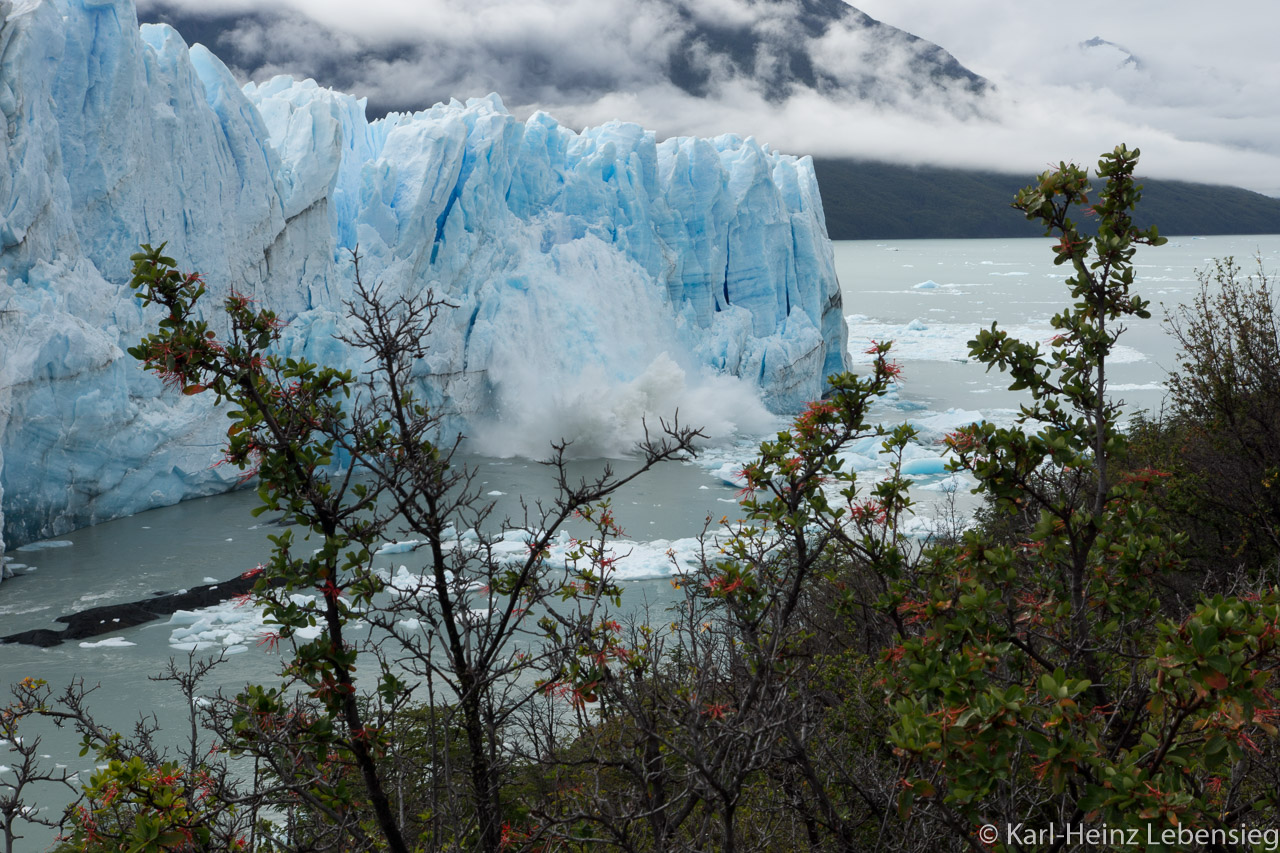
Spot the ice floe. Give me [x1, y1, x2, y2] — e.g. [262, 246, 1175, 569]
[847, 320, 1146, 365]
[78, 637, 136, 649]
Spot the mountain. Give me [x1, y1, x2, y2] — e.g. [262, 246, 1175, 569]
[135, 0, 991, 118]
[1079, 37, 1143, 71]
[0, 0, 845, 561]
[813, 159, 1280, 240]
[660, 0, 987, 103]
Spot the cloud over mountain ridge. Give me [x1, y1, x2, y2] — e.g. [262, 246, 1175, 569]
[138, 0, 991, 119]
[135, 0, 1280, 196]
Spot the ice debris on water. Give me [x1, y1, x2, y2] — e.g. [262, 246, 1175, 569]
[847, 320, 1146, 366]
[167, 599, 270, 652]
[376, 541, 423, 555]
[78, 637, 137, 648]
[900, 456, 953, 476]
[14, 541, 73, 552]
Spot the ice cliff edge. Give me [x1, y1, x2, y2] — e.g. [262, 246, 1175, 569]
[0, 0, 848, 566]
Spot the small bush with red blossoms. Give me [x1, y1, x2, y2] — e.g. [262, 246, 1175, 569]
[882, 147, 1280, 846]
[56, 757, 246, 853]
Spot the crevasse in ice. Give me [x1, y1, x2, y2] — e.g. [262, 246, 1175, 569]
[0, 0, 848, 567]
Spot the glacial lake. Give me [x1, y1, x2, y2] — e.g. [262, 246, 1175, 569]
[3, 233, 1279, 844]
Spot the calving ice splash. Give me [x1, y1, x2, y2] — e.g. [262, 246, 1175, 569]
[0, 0, 847, 563]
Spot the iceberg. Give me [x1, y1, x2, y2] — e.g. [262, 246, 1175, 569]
[0, 0, 848, 568]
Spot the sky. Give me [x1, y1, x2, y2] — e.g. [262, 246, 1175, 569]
[852, 1, 1280, 194]
[137, 0, 1280, 195]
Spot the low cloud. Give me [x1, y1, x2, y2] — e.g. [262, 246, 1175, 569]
[853, 0, 1280, 194]
[137, 0, 1280, 196]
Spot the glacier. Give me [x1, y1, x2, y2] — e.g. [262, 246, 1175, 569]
[0, 0, 848, 573]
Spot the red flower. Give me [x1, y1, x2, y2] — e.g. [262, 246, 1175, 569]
[703, 701, 731, 720]
[321, 579, 343, 601]
[707, 575, 744, 595]
[849, 500, 887, 526]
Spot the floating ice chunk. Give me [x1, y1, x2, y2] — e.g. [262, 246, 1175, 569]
[905, 319, 929, 331]
[900, 457, 952, 476]
[834, 451, 879, 472]
[79, 637, 136, 648]
[900, 516, 955, 539]
[919, 475, 968, 493]
[376, 540, 423, 555]
[487, 491, 506, 496]
[711, 463, 746, 488]
[455, 608, 492, 626]
[167, 597, 273, 650]
[1108, 383, 1165, 392]
[913, 280, 940, 290]
[15, 540, 73, 552]
[385, 565, 455, 598]
[907, 409, 990, 444]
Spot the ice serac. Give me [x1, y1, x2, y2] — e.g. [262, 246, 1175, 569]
[0, 0, 848, 563]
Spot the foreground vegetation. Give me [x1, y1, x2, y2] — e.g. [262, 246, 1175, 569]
[4, 146, 1280, 852]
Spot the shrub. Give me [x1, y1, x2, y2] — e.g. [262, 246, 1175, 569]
[1156, 257, 1280, 585]
[883, 146, 1280, 845]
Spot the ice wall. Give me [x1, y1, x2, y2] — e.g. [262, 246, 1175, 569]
[0, 0, 848, 562]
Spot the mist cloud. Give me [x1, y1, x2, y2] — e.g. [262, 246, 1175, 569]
[854, 0, 1280, 193]
[137, 0, 1280, 196]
